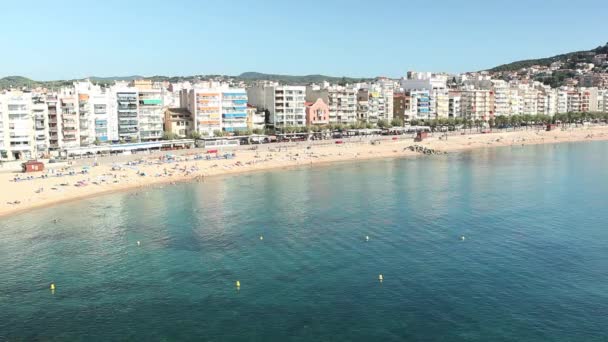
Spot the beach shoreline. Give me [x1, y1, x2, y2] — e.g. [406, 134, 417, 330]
[1, 126, 607, 219]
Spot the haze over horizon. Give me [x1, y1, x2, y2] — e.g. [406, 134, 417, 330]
[1, 0, 607, 80]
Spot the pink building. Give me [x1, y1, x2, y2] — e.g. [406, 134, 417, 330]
[305, 98, 330, 126]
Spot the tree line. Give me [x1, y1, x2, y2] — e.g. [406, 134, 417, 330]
[162, 112, 608, 139]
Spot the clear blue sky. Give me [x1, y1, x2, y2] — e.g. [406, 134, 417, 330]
[1, 0, 607, 80]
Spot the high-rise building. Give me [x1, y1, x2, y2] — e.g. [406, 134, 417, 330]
[32, 93, 49, 155]
[247, 85, 306, 128]
[0, 91, 35, 160]
[47, 94, 60, 151]
[221, 89, 248, 132]
[138, 88, 164, 141]
[58, 90, 80, 148]
[491, 80, 510, 116]
[113, 86, 139, 142]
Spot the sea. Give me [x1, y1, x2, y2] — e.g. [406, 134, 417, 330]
[1, 141, 607, 341]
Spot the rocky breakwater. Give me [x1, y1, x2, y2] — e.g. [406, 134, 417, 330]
[405, 145, 447, 155]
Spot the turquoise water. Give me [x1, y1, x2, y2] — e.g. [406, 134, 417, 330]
[1, 142, 608, 341]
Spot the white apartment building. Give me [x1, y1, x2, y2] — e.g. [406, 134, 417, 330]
[0, 91, 35, 161]
[461, 89, 494, 120]
[557, 90, 569, 114]
[407, 90, 432, 120]
[138, 88, 164, 141]
[509, 88, 524, 116]
[247, 85, 306, 128]
[598, 90, 607, 112]
[112, 84, 139, 142]
[491, 80, 510, 116]
[448, 91, 462, 118]
[221, 89, 248, 133]
[32, 94, 49, 155]
[89, 90, 113, 142]
[520, 86, 540, 115]
[306, 84, 358, 124]
[73, 80, 114, 144]
[58, 90, 80, 148]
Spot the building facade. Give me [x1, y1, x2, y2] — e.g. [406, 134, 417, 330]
[305, 98, 330, 126]
[247, 85, 306, 128]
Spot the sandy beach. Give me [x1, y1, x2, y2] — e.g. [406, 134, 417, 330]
[1, 125, 607, 218]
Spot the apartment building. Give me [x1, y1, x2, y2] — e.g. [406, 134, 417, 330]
[114, 88, 139, 142]
[491, 80, 510, 116]
[187, 88, 221, 135]
[89, 90, 112, 142]
[58, 90, 80, 149]
[598, 90, 607, 112]
[448, 91, 462, 118]
[521, 86, 540, 115]
[461, 89, 494, 120]
[0, 91, 35, 161]
[580, 88, 599, 113]
[138, 88, 164, 141]
[407, 90, 431, 120]
[182, 86, 250, 134]
[566, 90, 581, 113]
[306, 84, 357, 124]
[400, 72, 448, 119]
[32, 94, 49, 155]
[433, 88, 449, 118]
[247, 85, 306, 128]
[221, 89, 248, 132]
[47, 94, 60, 150]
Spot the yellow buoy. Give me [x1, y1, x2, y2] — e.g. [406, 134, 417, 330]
[50, 283, 56, 291]
[236, 280, 241, 288]
[378, 274, 383, 282]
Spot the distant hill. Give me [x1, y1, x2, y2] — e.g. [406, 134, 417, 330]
[0, 76, 38, 89]
[0, 76, 74, 90]
[88, 75, 144, 83]
[237, 72, 371, 84]
[0, 72, 373, 90]
[489, 43, 608, 72]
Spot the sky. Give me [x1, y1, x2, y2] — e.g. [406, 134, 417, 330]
[1, 0, 607, 80]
